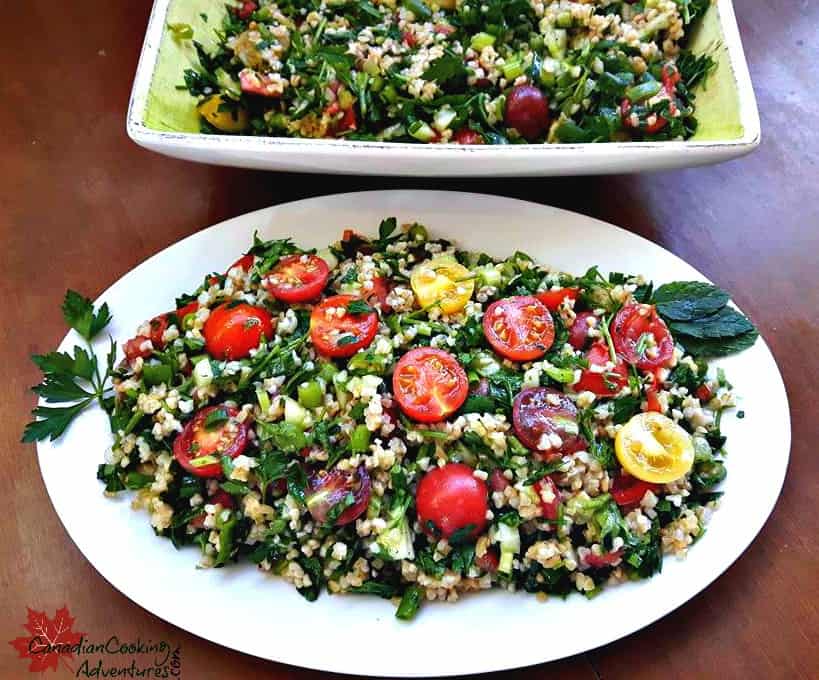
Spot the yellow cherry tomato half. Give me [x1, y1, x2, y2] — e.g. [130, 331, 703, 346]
[410, 255, 474, 315]
[615, 412, 695, 484]
[197, 95, 249, 133]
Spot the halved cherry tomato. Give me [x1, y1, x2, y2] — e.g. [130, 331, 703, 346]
[615, 412, 695, 484]
[173, 405, 249, 478]
[574, 342, 630, 397]
[393, 347, 468, 423]
[535, 287, 580, 312]
[453, 129, 484, 145]
[568, 311, 598, 350]
[611, 303, 674, 371]
[263, 254, 329, 303]
[610, 473, 659, 508]
[584, 550, 623, 569]
[483, 296, 555, 362]
[124, 335, 152, 362]
[512, 387, 586, 458]
[204, 302, 274, 360]
[416, 463, 487, 540]
[534, 475, 560, 520]
[476, 548, 499, 573]
[310, 294, 379, 358]
[305, 466, 371, 526]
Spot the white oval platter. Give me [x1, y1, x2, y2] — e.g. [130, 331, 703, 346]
[37, 191, 789, 677]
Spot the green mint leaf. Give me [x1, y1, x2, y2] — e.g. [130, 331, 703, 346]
[652, 281, 729, 321]
[668, 306, 755, 339]
[677, 329, 759, 358]
[336, 333, 360, 346]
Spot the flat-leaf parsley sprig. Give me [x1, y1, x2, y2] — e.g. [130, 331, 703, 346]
[23, 291, 116, 443]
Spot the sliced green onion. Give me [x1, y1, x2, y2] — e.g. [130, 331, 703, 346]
[625, 80, 662, 102]
[395, 585, 424, 620]
[256, 387, 271, 413]
[167, 22, 193, 40]
[470, 32, 496, 50]
[350, 424, 372, 453]
[408, 120, 436, 142]
[189, 455, 220, 468]
[298, 380, 324, 409]
[502, 58, 524, 81]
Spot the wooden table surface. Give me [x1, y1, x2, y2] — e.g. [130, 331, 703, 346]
[1, 1, 817, 678]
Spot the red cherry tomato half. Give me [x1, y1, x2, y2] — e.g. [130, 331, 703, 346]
[574, 342, 630, 397]
[393, 348, 468, 423]
[453, 129, 484, 145]
[204, 302, 275, 360]
[611, 303, 674, 371]
[535, 287, 580, 312]
[483, 296, 555, 362]
[569, 311, 598, 350]
[123, 335, 152, 363]
[173, 405, 249, 478]
[264, 254, 330, 303]
[310, 294, 379, 358]
[475, 548, 499, 573]
[416, 463, 488, 540]
[610, 473, 659, 508]
[305, 466, 371, 526]
[534, 475, 561, 520]
[512, 387, 586, 458]
[505, 85, 550, 141]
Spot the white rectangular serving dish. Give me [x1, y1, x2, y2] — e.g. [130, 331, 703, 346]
[127, 0, 760, 177]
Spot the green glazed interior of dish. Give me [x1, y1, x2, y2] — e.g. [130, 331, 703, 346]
[143, 0, 743, 140]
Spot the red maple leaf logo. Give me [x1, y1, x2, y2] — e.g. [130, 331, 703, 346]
[8, 606, 84, 673]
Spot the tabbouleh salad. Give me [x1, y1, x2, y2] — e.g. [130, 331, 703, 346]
[177, 0, 717, 143]
[25, 219, 758, 620]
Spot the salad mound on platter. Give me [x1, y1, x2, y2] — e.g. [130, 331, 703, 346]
[176, 0, 716, 144]
[25, 219, 757, 620]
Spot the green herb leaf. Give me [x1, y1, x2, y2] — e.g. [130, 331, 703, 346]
[667, 306, 755, 339]
[677, 329, 759, 357]
[346, 299, 373, 315]
[652, 281, 729, 321]
[61, 290, 112, 341]
[204, 406, 230, 429]
[422, 51, 467, 84]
